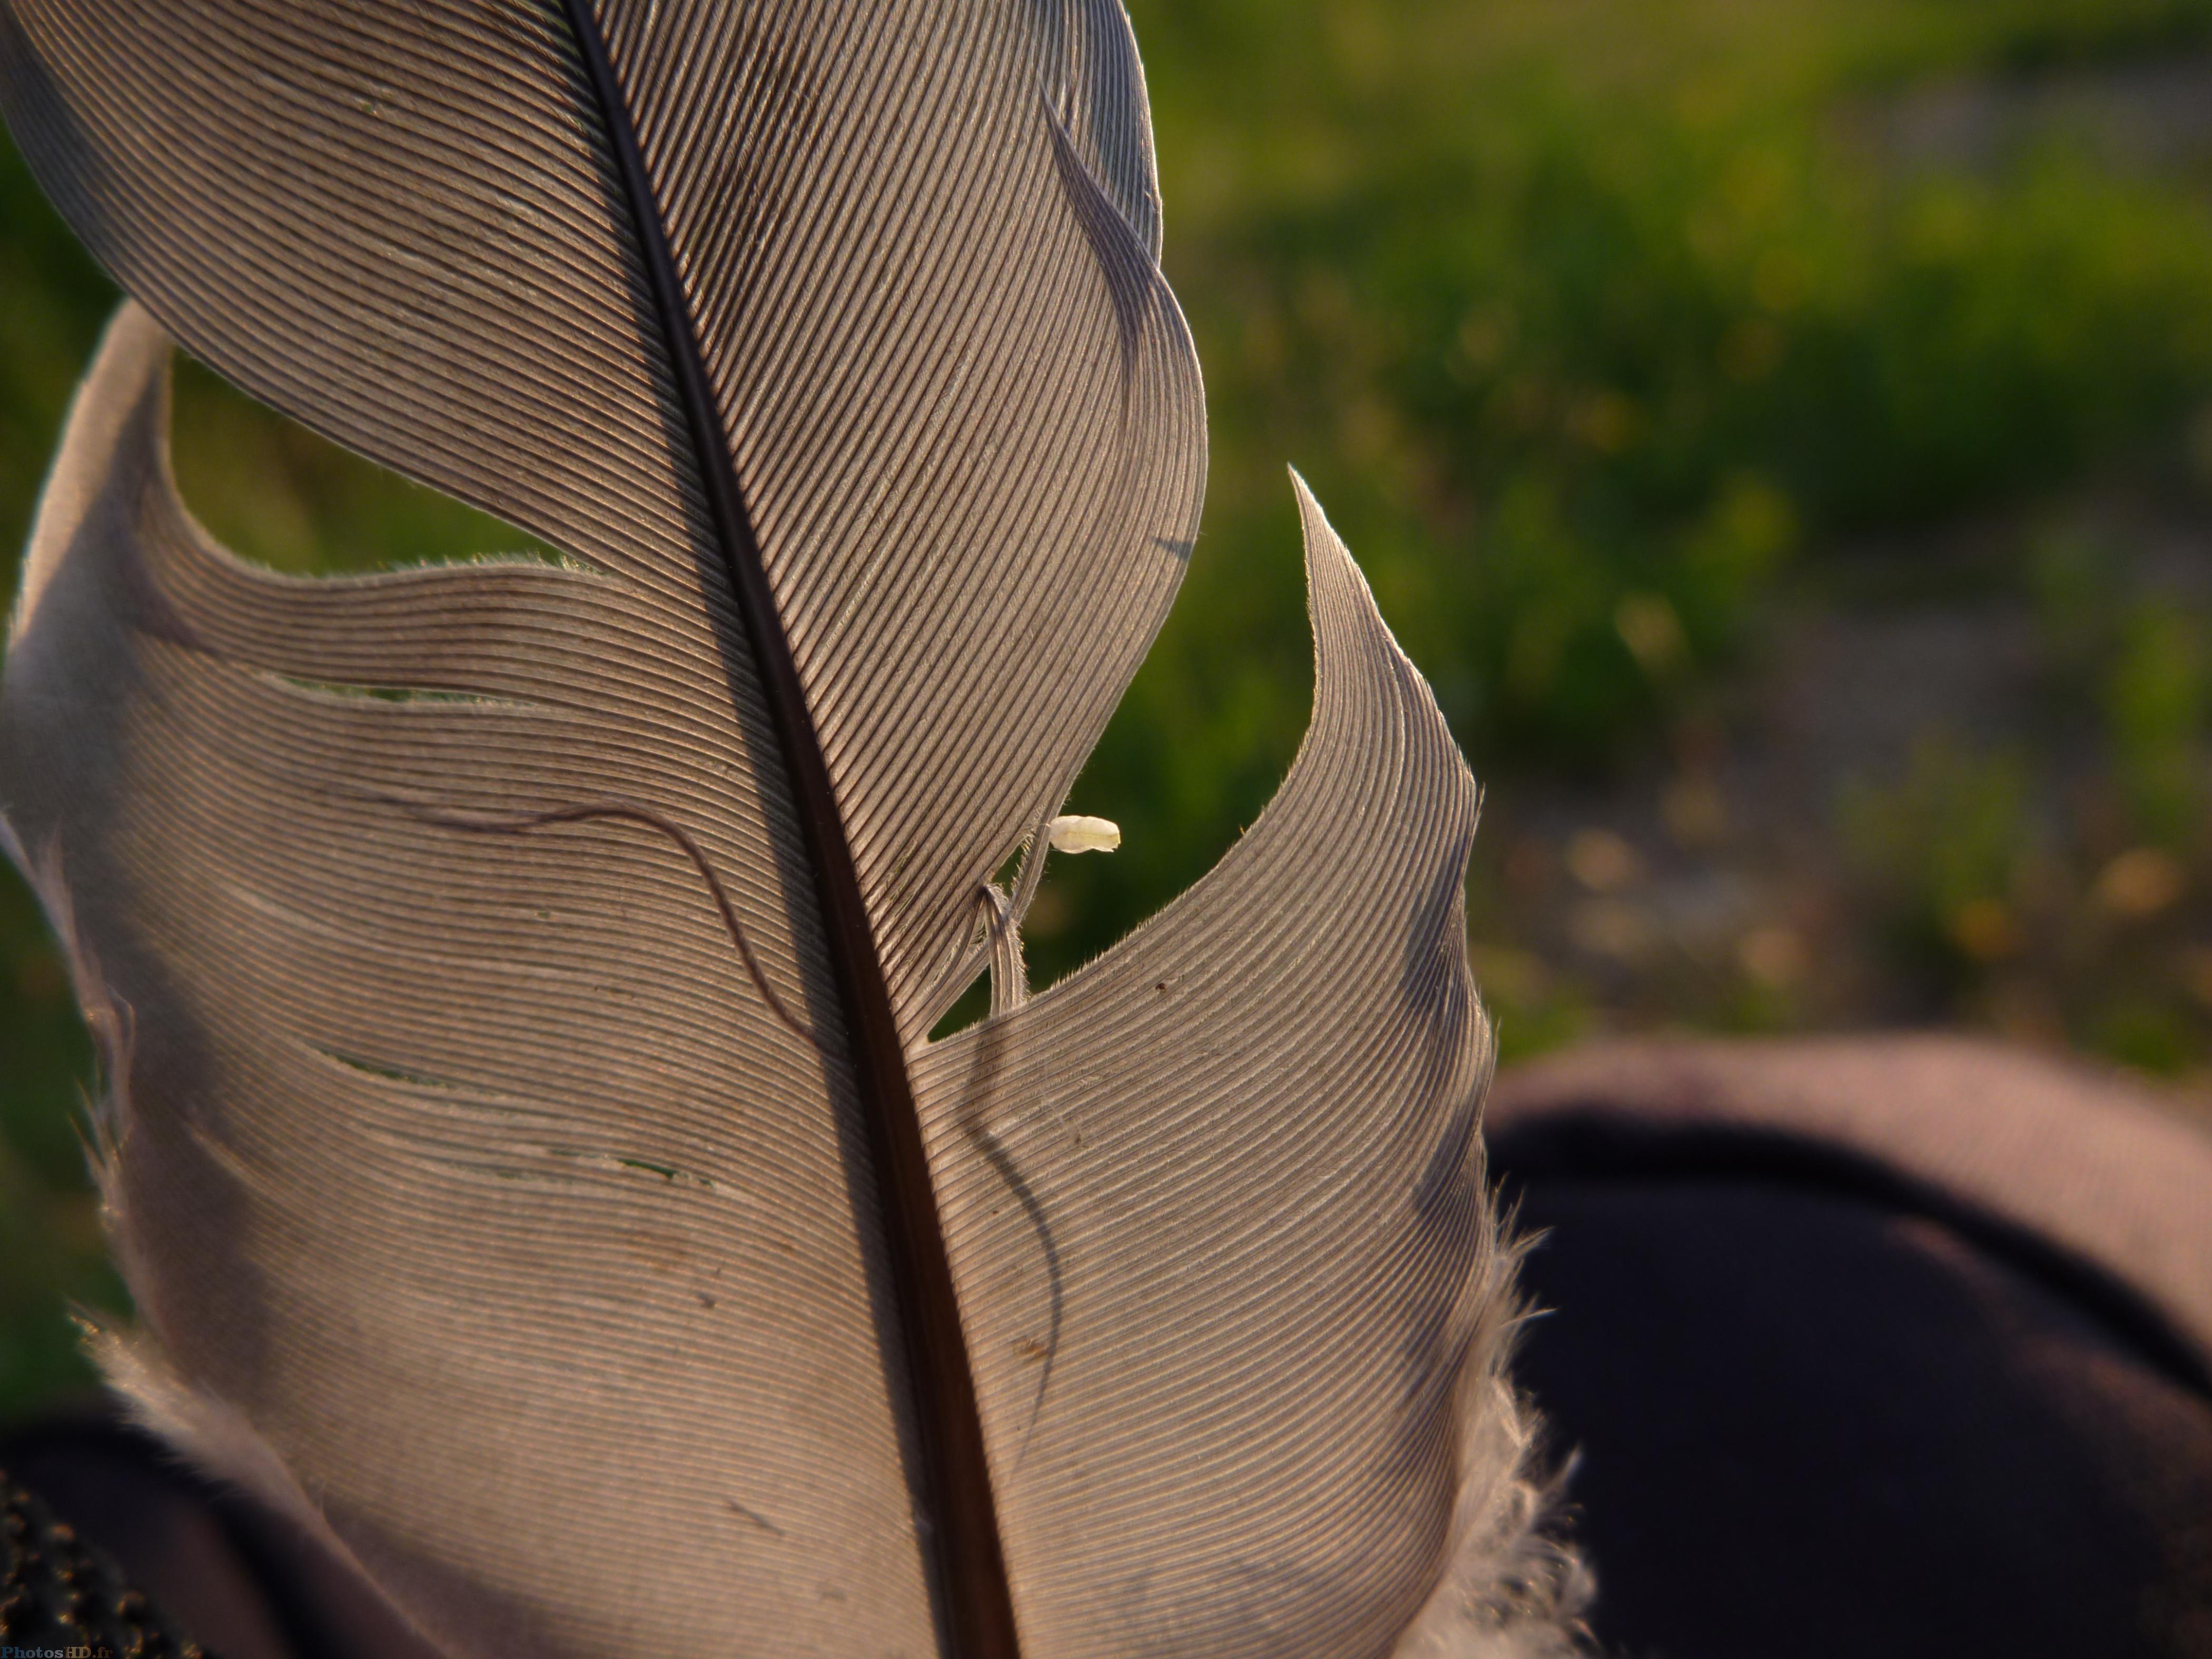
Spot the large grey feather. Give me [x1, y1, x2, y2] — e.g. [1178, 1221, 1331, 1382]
[0, 3, 1573, 1655]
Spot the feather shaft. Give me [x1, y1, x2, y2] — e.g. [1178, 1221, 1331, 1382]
[555, 5, 1019, 1653]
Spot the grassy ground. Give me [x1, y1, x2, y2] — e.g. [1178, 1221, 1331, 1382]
[6, 0, 2212, 1420]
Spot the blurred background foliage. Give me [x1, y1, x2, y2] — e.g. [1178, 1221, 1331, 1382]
[7, 0, 2212, 1417]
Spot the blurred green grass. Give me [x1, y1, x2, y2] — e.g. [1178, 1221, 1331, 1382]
[9, 0, 2212, 1420]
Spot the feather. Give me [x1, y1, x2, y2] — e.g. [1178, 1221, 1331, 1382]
[0, 4, 1579, 1656]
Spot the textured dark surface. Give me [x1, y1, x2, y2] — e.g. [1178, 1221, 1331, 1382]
[1488, 1039, 2212, 1659]
[2, 1458, 208, 1656]
[0, 1413, 438, 1659]
[1489, 1038, 2212, 1387]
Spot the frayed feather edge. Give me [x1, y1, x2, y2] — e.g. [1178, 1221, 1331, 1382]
[3, 823, 128, 1177]
[1389, 1225, 1595, 1659]
[82, 1318, 386, 1581]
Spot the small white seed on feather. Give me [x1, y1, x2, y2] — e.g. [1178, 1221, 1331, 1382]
[1048, 815, 1121, 855]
